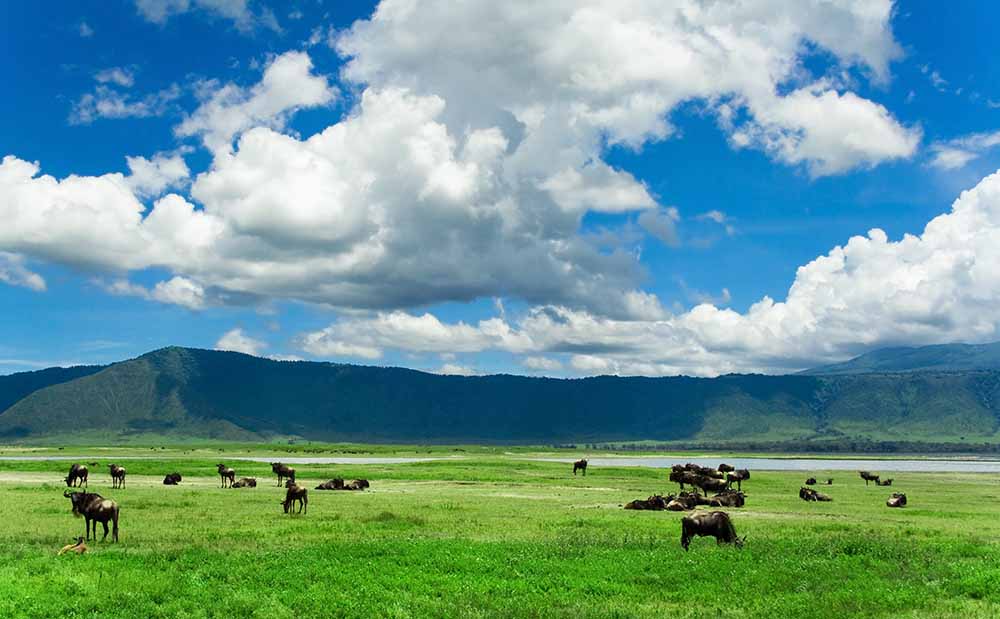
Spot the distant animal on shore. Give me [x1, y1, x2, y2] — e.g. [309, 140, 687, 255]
[65, 464, 88, 488]
[217, 464, 236, 488]
[282, 483, 308, 514]
[887, 492, 907, 508]
[162, 473, 182, 485]
[680, 511, 744, 551]
[725, 469, 750, 491]
[271, 462, 296, 487]
[805, 477, 817, 485]
[58, 536, 87, 555]
[108, 464, 126, 489]
[799, 487, 832, 502]
[875, 478, 894, 486]
[859, 471, 880, 486]
[231, 477, 257, 488]
[64, 490, 119, 542]
[573, 459, 588, 476]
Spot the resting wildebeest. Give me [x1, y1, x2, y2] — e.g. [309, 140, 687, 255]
[315, 478, 345, 490]
[345, 479, 370, 491]
[859, 471, 880, 486]
[875, 478, 894, 486]
[805, 477, 817, 485]
[65, 464, 88, 488]
[624, 495, 669, 510]
[725, 469, 750, 491]
[799, 487, 832, 502]
[217, 463, 236, 488]
[710, 490, 746, 508]
[108, 463, 126, 489]
[58, 536, 87, 555]
[271, 462, 296, 487]
[162, 472, 182, 485]
[64, 490, 119, 542]
[680, 511, 744, 551]
[573, 459, 588, 476]
[887, 492, 907, 508]
[282, 483, 308, 514]
[231, 477, 257, 488]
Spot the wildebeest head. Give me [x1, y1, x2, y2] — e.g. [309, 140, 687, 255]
[64, 490, 98, 517]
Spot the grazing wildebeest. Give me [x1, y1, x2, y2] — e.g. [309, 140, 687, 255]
[624, 495, 669, 510]
[217, 463, 236, 488]
[64, 490, 119, 542]
[315, 478, 345, 490]
[680, 511, 744, 551]
[875, 478, 894, 486]
[231, 477, 257, 488]
[799, 487, 832, 502]
[65, 464, 88, 488]
[859, 471, 880, 486]
[887, 492, 907, 508]
[271, 462, 297, 487]
[725, 469, 750, 491]
[573, 459, 588, 476]
[710, 490, 746, 508]
[163, 473, 182, 485]
[718, 463, 735, 473]
[805, 477, 817, 485]
[108, 464, 126, 489]
[282, 483, 308, 514]
[58, 536, 87, 555]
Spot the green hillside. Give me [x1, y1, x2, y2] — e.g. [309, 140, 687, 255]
[3, 347, 1000, 447]
[803, 342, 1000, 375]
[0, 364, 104, 412]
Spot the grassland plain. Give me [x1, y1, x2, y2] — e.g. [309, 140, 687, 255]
[1, 451, 1000, 618]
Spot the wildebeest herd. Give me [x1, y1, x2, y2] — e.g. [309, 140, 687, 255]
[59, 460, 372, 545]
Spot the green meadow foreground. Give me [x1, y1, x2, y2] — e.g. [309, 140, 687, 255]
[2, 451, 1000, 618]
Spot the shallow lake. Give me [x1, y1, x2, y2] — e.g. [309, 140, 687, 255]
[528, 456, 1000, 473]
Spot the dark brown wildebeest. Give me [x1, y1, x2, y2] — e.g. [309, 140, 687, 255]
[315, 478, 345, 490]
[887, 492, 907, 508]
[680, 511, 744, 551]
[573, 459, 588, 476]
[805, 477, 817, 485]
[710, 490, 746, 508]
[669, 469, 700, 489]
[695, 476, 729, 495]
[718, 463, 735, 473]
[217, 463, 236, 488]
[163, 473, 182, 485]
[282, 483, 308, 514]
[58, 536, 87, 555]
[65, 464, 88, 488]
[825, 478, 834, 485]
[799, 487, 832, 502]
[345, 479, 370, 491]
[666, 491, 712, 511]
[624, 495, 669, 510]
[859, 471, 880, 486]
[108, 464, 126, 489]
[875, 478, 894, 486]
[231, 477, 257, 488]
[725, 469, 750, 491]
[271, 462, 296, 487]
[64, 490, 119, 542]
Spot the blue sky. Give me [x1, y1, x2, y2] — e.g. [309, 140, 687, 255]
[4, 1, 1000, 377]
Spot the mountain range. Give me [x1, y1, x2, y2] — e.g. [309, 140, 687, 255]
[3, 344, 1000, 448]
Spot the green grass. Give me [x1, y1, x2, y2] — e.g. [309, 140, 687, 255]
[2, 450, 1000, 617]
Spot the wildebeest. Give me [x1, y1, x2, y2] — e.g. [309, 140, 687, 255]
[231, 477, 257, 488]
[665, 491, 713, 511]
[887, 492, 907, 508]
[859, 471, 880, 486]
[108, 463, 126, 489]
[217, 463, 236, 488]
[315, 478, 345, 490]
[710, 490, 746, 508]
[680, 511, 744, 551]
[345, 479, 370, 491]
[696, 476, 730, 495]
[64, 490, 119, 542]
[271, 462, 296, 487]
[624, 495, 669, 510]
[282, 483, 308, 514]
[573, 459, 588, 476]
[799, 487, 832, 502]
[825, 478, 834, 485]
[875, 478, 894, 486]
[58, 536, 87, 555]
[65, 464, 88, 488]
[718, 463, 735, 473]
[805, 477, 817, 485]
[725, 469, 750, 491]
[162, 472, 182, 485]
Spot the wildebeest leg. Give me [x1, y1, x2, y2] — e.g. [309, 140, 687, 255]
[85, 517, 91, 541]
[112, 510, 119, 542]
[101, 521, 109, 541]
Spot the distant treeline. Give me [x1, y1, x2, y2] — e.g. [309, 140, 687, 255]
[562, 440, 1000, 454]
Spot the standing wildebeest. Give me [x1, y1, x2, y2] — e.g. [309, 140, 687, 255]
[231, 477, 257, 488]
[859, 471, 880, 486]
[799, 487, 832, 502]
[282, 483, 308, 514]
[573, 459, 588, 476]
[825, 478, 834, 485]
[680, 511, 744, 551]
[65, 464, 88, 488]
[725, 469, 750, 491]
[805, 477, 817, 485]
[887, 492, 907, 508]
[718, 463, 735, 473]
[64, 490, 119, 542]
[875, 478, 894, 486]
[271, 462, 296, 487]
[163, 473, 182, 485]
[695, 476, 730, 496]
[108, 464, 126, 489]
[217, 463, 236, 488]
